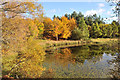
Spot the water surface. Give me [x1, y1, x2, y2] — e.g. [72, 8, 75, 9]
[42, 44, 119, 78]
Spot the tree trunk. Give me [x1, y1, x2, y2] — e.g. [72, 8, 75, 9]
[56, 35, 58, 41]
[118, 6, 120, 78]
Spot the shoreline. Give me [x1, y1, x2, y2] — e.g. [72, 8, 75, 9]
[39, 38, 118, 49]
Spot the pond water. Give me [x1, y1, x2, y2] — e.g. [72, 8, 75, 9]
[41, 44, 119, 78]
[2, 44, 119, 79]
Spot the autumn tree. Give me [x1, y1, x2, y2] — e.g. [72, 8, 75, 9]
[60, 16, 71, 39]
[2, 38, 46, 78]
[34, 18, 44, 39]
[68, 17, 77, 30]
[43, 16, 76, 40]
[1, 1, 45, 78]
[1, 1, 44, 53]
[60, 16, 76, 39]
[43, 17, 54, 39]
[1, 2, 43, 19]
[52, 18, 63, 41]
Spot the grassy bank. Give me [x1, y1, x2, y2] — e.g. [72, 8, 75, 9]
[40, 39, 90, 49]
[90, 38, 118, 43]
[39, 38, 118, 49]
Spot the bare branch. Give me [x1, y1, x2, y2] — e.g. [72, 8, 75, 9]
[0, 2, 8, 5]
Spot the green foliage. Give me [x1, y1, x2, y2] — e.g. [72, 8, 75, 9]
[78, 17, 89, 39]
[85, 14, 105, 26]
[91, 22, 102, 38]
[100, 24, 113, 38]
[71, 28, 82, 40]
[45, 11, 119, 40]
[71, 11, 78, 19]
[71, 17, 89, 40]
[111, 21, 119, 37]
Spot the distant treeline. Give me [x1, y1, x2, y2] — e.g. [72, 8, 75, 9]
[43, 11, 119, 40]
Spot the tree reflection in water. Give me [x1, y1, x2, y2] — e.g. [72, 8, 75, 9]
[107, 41, 120, 79]
[43, 44, 119, 78]
[108, 53, 120, 79]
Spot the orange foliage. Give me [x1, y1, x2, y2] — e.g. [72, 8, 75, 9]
[43, 16, 77, 40]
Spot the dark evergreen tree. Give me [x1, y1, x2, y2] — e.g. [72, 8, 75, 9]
[53, 15, 56, 19]
[71, 11, 78, 19]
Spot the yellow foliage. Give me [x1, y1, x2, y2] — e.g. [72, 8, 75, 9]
[2, 2, 45, 78]
[61, 17, 77, 39]
[52, 18, 63, 40]
[2, 38, 46, 78]
[43, 16, 77, 40]
[68, 18, 77, 30]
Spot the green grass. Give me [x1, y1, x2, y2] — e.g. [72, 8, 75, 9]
[90, 38, 118, 43]
[39, 38, 118, 49]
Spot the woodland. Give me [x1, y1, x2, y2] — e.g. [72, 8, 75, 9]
[1, 1, 120, 79]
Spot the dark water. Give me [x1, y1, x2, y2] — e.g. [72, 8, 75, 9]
[42, 44, 119, 78]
